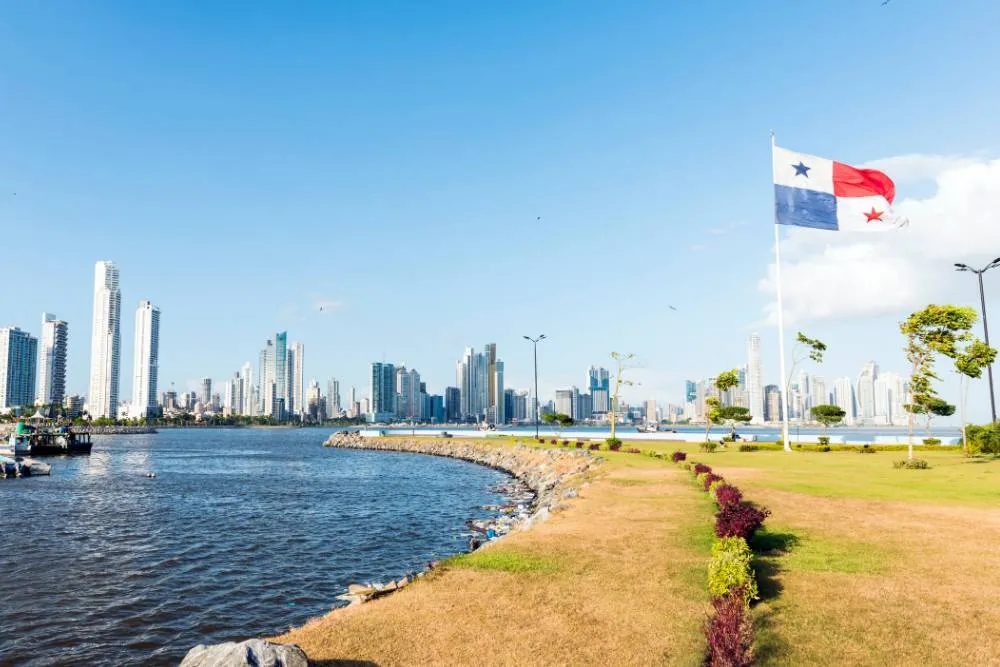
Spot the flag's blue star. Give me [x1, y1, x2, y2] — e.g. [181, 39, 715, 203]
[792, 161, 810, 177]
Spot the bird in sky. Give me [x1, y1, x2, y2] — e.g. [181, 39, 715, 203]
[668, 305, 677, 311]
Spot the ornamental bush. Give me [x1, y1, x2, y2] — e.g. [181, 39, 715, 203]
[713, 483, 743, 509]
[704, 586, 754, 667]
[859, 444, 877, 454]
[893, 458, 930, 469]
[818, 436, 830, 446]
[715, 501, 771, 541]
[738, 444, 759, 452]
[701, 441, 719, 453]
[671, 450, 687, 463]
[922, 438, 941, 446]
[703, 472, 724, 492]
[707, 537, 758, 604]
[694, 463, 712, 476]
[966, 422, 1000, 454]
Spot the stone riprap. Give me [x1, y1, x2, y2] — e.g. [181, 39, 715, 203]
[323, 431, 599, 515]
[179, 639, 308, 667]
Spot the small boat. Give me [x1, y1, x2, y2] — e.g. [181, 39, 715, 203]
[0, 455, 21, 478]
[17, 458, 51, 476]
[6, 432, 33, 455]
[636, 423, 660, 433]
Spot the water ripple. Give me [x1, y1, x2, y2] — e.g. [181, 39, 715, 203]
[0, 428, 508, 665]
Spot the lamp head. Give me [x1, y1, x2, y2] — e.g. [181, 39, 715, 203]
[955, 263, 971, 272]
[539, 334, 546, 341]
[523, 335, 531, 341]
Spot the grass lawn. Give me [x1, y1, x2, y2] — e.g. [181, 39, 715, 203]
[661, 443, 1000, 666]
[277, 438, 1000, 666]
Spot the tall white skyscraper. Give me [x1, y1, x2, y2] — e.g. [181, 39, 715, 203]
[132, 300, 161, 418]
[88, 261, 122, 418]
[288, 341, 305, 416]
[832, 377, 856, 425]
[240, 362, 255, 416]
[259, 339, 275, 415]
[856, 361, 878, 422]
[494, 360, 505, 424]
[37, 313, 68, 407]
[0, 327, 38, 409]
[746, 333, 764, 423]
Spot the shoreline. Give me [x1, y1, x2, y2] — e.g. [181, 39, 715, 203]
[182, 433, 601, 662]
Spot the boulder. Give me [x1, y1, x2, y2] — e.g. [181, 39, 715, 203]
[179, 639, 307, 667]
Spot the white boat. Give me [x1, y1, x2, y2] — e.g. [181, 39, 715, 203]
[18, 458, 51, 476]
[636, 423, 659, 433]
[0, 455, 21, 478]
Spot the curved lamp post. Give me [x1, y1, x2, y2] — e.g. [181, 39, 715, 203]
[955, 258, 1000, 423]
[523, 334, 546, 438]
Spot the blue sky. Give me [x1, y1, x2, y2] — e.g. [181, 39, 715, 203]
[4, 1, 1000, 421]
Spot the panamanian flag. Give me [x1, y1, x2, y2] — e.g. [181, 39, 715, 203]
[773, 145, 906, 231]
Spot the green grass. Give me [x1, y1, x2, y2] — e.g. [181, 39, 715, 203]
[449, 548, 562, 574]
[636, 443, 1000, 506]
[754, 526, 891, 574]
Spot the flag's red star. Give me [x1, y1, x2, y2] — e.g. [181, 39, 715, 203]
[864, 207, 884, 223]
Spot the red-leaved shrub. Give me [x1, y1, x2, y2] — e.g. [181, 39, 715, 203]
[715, 501, 771, 541]
[694, 463, 712, 475]
[589, 443, 600, 451]
[705, 586, 754, 667]
[702, 472, 724, 491]
[575, 442, 584, 449]
[713, 484, 743, 509]
[671, 450, 687, 462]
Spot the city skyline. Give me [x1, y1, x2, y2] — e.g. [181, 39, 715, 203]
[5, 4, 1000, 421]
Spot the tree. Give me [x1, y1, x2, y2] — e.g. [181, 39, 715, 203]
[717, 406, 752, 440]
[779, 332, 827, 452]
[900, 304, 996, 459]
[919, 397, 955, 436]
[705, 370, 740, 442]
[609, 352, 637, 443]
[810, 404, 846, 434]
[542, 412, 574, 438]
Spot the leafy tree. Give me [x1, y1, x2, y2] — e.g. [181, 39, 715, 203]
[717, 406, 752, 440]
[965, 422, 1000, 455]
[901, 304, 996, 459]
[810, 404, 846, 433]
[542, 412, 574, 438]
[705, 370, 740, 441]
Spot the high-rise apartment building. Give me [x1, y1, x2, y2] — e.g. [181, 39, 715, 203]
[856, 361, 878, 422]
[0, 327, 38, 409]
[445, 386, 461, 422]
[132, 301, 161, 418]
[485, 343, 497, 417]
[326, 378, 340, 418]
[88, 261, 122, 418]
[274, 332, 288, 412]
[764, 384, 782, 423]
[746, 333, 764, 423]
[258, 339, 275, 415]
[288, 341, 304, 417]
[555, 389, 574, 417]
[37, 313, 68, 407]
[645, 398, 657, 423]
[832, 377, 856, 425]
[493, 360, 505, 424]
[370, 362, 396, 421]
[199, 377, 212, 407]
[589, 366, 611, 414]
[395, 366, 421, 420]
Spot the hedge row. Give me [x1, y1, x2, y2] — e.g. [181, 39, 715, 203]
[676, 453, 770, 667]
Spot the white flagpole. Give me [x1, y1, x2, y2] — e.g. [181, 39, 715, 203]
[772, 133, 792, 452]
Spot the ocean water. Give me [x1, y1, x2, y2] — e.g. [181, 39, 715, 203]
[0, 428, 509, 666]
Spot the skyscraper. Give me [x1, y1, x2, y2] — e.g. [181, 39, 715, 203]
[88, 261, 122, 418]
[485, 343, 497, 418]
[132, 301, 161, 418]
[200, 378, 212, 407]
[589, 366, 611, 414]
[645, 398, 657, 423]
[764, 384, 782, 423]
[832, 377, 856, 425]
[494, 360, 505, 424]
[240, 363, 254, 416]
[326, 378, 341, 418]
[37, 313, 68, 407]
[395, 366, 421, 420]
[0, 327, 38, 409]
[259, 339, 275, 415]
[275, 332, 288, 413]
[445, 386, 461, 422]
[746, 333, 764, 424]
[856, 361, 878, 422]
[555, 389, 574, 417]
[288, 341, 304, 417]
[370, 362, 396, 421]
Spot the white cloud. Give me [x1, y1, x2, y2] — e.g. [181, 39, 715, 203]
[759, 154, 1000, 326]
[707, 228, 727, 236]
[690, 244, 706, 251]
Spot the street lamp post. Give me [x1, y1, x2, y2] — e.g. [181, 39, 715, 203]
[955, 258, 1000, 423]
[523, 334, 546, 438]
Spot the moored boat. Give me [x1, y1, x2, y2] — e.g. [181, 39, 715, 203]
[17, 458, 52, 476]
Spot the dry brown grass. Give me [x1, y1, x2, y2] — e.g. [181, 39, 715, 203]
[720, 469, 1000, 666]
[276, 451, 712, 666]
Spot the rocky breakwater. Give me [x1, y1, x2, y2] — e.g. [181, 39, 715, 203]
[323, 431, 600, 605]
